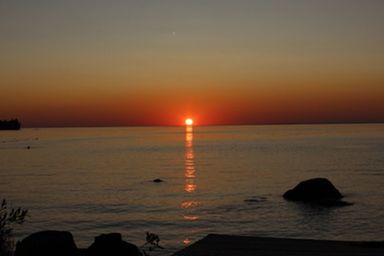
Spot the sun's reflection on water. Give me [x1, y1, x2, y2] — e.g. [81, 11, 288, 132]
[181, 124, 200, 245]
[183, 238, 192, 245]
[184, 126, 196, 193]
[181, 200, 200, 209]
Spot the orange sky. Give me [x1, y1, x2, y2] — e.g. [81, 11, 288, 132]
[3, 80, 383, 127]
[1, 1, 384, 127]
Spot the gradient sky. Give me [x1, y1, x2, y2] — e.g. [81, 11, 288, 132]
[1, 0, 384, 127]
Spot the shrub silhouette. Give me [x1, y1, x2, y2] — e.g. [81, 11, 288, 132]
[0, 200, 28, 256]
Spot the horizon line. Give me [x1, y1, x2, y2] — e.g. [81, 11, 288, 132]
[20, 121, 384, 129]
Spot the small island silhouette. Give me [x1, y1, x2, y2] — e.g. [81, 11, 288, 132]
[0, 119, 21, 130]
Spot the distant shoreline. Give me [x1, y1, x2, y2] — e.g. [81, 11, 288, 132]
[0, 119, 21, 130]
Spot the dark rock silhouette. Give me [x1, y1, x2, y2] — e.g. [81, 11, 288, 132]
[15, 230, 77, 256]
[86, 233, 142, 256]
[153, 178, 164, 183]
[283, 178, 352, 206]
[0, 119, 21, 130]
[15, 231, 143, 256]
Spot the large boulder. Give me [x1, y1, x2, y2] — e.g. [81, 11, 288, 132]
[283, 178, 352, 206]
[86, 233, 142, 256]
[15, 230, 77, 256]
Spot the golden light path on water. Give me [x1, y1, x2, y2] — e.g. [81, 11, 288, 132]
[181, 123, 200, 245]
[184, 125, 196, 193]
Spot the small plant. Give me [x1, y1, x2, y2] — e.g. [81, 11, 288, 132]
[0, 199, 28, 256]
[140, 232, 164, 256]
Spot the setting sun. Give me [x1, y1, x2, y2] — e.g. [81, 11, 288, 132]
[185, 118, 194, 126]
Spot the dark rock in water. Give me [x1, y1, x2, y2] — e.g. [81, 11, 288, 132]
[283, 178, 352, 206]
[15, 230, 77, 256]
[153, 178, 164, 183]
[87, 233, 142, 256]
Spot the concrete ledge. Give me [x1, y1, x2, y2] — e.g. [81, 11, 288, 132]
[172, 234, 384, 256]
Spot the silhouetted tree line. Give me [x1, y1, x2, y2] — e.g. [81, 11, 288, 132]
[0, 119, 21, 130]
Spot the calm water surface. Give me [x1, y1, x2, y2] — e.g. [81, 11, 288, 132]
[0, 124, 383, 254]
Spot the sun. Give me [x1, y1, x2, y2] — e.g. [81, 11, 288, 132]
[185, 118, 194, 126]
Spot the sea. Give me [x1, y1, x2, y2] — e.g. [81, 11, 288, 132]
[0, 124, 383, 255]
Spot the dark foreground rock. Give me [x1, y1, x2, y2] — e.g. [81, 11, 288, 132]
[15, 231, 142, 256]
[15, 230, 77, 256]
[86, 233, 142, 256]
[283, 178, 352, 206]
[172, 234, 384, 256]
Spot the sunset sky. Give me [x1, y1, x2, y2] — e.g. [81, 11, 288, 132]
[1, 0, 384, 127]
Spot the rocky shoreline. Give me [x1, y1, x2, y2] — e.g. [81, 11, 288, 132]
[14, 231, 384, 256]
[15, 231, 142, 256]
